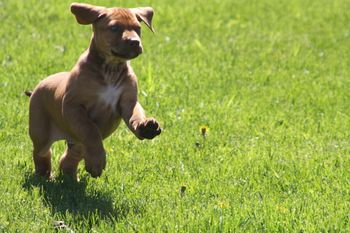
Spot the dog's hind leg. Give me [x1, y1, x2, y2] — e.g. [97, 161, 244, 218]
[59, 143, 84, 180]
[30, 131, 53, 178]
[29, 122, 53, 178]
[29, 97, 53, 178]
[32, 141, 52, 178]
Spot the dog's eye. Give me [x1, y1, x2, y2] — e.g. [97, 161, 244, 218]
[110, 25, 122, 33]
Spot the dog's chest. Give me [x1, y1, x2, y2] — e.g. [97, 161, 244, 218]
[98, 85, 122, 111]
[96, 64, 126, 112]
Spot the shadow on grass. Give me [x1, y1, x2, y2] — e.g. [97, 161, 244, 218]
[22, 173, 136, 223]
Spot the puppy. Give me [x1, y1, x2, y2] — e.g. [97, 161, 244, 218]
[27, 3, 161, 179]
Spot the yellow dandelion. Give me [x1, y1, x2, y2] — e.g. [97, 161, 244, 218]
[217, 200, 229, 209]
[276, 205, 288, 214]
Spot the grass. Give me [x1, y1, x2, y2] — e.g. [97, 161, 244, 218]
[1, 0, 350, 232]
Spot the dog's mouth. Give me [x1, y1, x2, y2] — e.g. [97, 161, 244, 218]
[111, 50, 126, 58]
[111, 49, 142, 60]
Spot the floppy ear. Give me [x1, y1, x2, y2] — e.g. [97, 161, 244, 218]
[70, 3, 106, 25]
[131, 7, 155, 33]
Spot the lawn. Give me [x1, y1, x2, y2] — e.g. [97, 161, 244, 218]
[1, 0, 350, 232]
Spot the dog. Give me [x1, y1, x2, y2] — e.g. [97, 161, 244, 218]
[26, 3, 161, 179]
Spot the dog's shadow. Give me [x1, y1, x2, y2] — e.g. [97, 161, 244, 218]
[22, 172, 127, 222]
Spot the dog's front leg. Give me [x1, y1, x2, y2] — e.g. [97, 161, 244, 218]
[120, 90, 161, 140]
[62, 100, 106, 177]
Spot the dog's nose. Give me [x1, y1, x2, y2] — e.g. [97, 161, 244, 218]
[127, 39, 140, 48]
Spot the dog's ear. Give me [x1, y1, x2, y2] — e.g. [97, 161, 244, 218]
[131, 7, 154, 33]
[70, 3, 106, 25]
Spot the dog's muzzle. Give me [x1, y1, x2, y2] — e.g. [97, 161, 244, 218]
[111, 39, 143, 60]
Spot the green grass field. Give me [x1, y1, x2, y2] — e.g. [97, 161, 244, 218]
[1, 0, 350, 232]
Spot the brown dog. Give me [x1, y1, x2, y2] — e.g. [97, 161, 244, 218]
[27, 3, 161, 179]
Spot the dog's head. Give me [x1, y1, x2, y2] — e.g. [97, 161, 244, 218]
[71, 3, 154, 62]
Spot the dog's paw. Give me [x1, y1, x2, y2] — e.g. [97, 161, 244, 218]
[84, 148, 106, 178]
[137, 118, 161, 140]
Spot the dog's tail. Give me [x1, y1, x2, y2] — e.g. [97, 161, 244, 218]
[24, 91, 32, 97]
